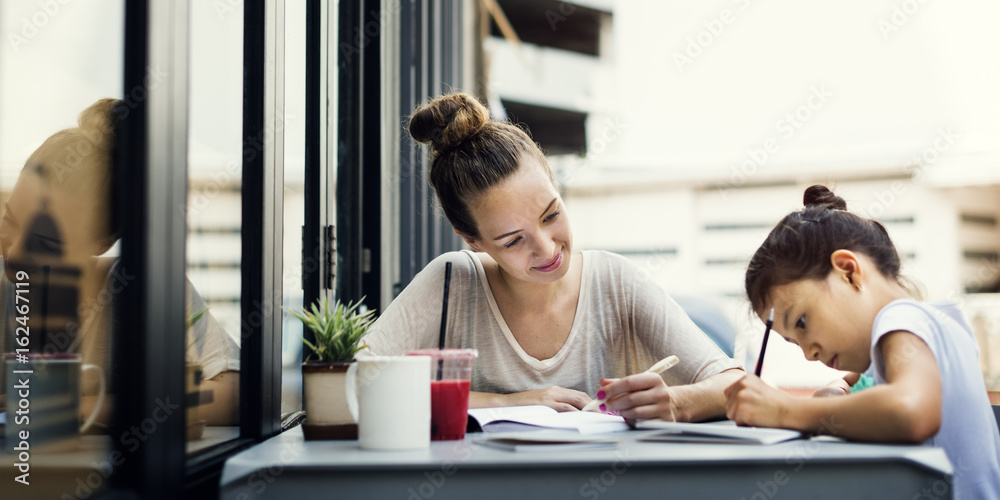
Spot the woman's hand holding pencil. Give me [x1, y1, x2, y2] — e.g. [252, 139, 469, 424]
[583, 356, 679, 412]
[587, 355, 684, 420]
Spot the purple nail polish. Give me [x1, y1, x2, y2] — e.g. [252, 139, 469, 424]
[599, 404, 606, 412]
[596, 391, 606, 399]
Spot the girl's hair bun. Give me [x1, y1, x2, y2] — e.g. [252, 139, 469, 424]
[803, 184, 847, 210]
[408, 93, 490, 154]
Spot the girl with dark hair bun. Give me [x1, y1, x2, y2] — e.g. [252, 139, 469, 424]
[365, 93, 743, 421]
[726, 185, 1000, 499]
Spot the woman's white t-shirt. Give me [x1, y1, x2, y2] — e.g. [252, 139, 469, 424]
[365, 250, 740, 396]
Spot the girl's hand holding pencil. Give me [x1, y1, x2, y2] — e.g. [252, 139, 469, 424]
[723, 374, 794, 428]
[725, 307, 793, 428]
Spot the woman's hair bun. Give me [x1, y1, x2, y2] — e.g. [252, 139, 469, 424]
[803, 184, 847, 210]
[76, 97, 121, 151]
[408, 93, 490, 154]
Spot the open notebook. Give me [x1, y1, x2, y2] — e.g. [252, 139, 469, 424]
[635, 420, 804, 445]
[468, 406, 630, 434]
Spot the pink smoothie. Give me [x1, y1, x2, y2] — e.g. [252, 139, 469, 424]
[430, 379, 471, 441]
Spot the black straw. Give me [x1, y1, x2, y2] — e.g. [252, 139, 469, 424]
[753, 308, 775, 377]
[436, 262, 452, 380]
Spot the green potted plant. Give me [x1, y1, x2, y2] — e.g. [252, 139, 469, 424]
[285, 297, 376, 440]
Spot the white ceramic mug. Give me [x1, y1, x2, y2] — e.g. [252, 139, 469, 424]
[346, 356, 430, 450]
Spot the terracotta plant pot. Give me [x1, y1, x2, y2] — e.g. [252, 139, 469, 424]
[301, 361, 357, 440]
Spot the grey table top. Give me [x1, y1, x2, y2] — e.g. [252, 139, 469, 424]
[221, 426, 952, 489]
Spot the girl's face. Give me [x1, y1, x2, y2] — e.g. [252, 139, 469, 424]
[763, 269, 875, 374]
[464, 158, 573, 285]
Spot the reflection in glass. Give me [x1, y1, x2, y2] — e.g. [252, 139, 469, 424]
[1, 8, 124, 495]
[0, 97, 119, 494]
[185, 0, 244, 453]
[281, 0, 306, 416]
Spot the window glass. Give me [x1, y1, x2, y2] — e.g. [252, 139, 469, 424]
[282, 0, 306, 415]
[185, 0, 243, 454]
[0, 0, 123, 495]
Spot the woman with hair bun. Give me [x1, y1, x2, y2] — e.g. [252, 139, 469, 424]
[366, 93, 743, 421]
[725, 185, 1000, 499]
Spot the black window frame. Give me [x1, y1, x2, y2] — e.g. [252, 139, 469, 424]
[114, 0, 191, 497]
[111, 0, 284, 498]
[103, 1, 468, 497]
[408, 0, 469, 283]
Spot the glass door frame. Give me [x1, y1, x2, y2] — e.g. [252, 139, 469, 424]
[112, 0, 285, 497]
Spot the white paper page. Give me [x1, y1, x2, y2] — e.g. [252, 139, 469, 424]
[468, 406, 629, 434]
[636, 420, 804, 444]
[468, 405, 555, 426]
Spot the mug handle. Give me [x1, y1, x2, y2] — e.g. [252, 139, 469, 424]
[345, 361, 359, 422]
[80, 363, 106, 433]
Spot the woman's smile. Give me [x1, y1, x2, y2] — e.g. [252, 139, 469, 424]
[533, 250, 563, 272]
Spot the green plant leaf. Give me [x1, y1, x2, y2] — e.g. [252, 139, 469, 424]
[186, 308, 210, 352]
[282, 296, 377, 363]
[187, 308, 209, 331]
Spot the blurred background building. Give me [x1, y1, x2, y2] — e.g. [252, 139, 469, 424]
[2, 0, 998, 409]
[478, 0, 1000, 390]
